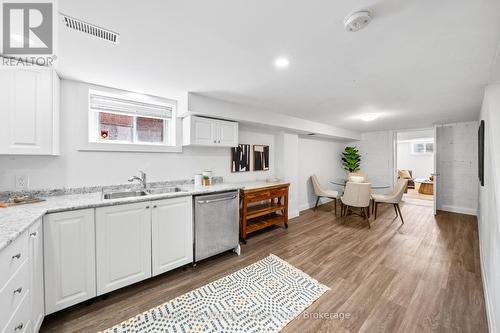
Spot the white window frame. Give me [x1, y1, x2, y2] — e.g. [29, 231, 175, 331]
[80, 87, 182, 153]
[411, 140, 434, 155]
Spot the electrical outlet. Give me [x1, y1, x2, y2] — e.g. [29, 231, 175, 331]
[15, 175, 29, 189]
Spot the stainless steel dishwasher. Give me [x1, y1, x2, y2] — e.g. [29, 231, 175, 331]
[194, 190, 240, 263]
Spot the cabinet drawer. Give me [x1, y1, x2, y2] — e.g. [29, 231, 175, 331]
[270, 188, 287, 198]
[1, 291, 31, 333]
[0, 232, 28, 289]
[244, 187, 288, 202]
[245, 190, 272, 201]
[0, 260, 29, 330]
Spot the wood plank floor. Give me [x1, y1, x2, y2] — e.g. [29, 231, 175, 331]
[40, 199, 488, 333]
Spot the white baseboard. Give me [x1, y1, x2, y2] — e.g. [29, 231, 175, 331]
[299, 198, 334, 213]
[479, 241, 497, 333]
[439, 205, 478, 216]
[289, 209, 300, 219]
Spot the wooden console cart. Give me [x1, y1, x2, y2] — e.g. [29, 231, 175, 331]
[240, 183, 290, 242]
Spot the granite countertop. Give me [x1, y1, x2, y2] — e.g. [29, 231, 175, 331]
[0, 181, 288, 251]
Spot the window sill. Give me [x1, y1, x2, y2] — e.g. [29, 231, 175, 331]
[78, 142, 182, 153]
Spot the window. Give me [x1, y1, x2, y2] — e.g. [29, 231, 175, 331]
[88, 90, 176, 147]
[411, 141, 434, 154]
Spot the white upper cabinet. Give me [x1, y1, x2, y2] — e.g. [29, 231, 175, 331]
[0, 67, 60, 155]
[216, 119, 238, 146]
[183, 115, 238, 147]
[152, 197, 193, 276]
[95, 202, 152, 295]
[185, 116, 215, 146]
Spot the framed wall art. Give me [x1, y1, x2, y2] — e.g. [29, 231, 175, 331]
[253, 145, 269, 171]
[231, 144, 250, 172]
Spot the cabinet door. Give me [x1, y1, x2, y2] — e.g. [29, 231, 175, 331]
[0, 68, 58, 155]
[152, 197, 193, 276]
[216, 120, 238, 147]
[96, 202, 152, 295]
[192, 117, 216, 145]
[43, 209, 96, 315]
[29, 219, 44, 332]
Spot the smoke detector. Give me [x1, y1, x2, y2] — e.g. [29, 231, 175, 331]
[60, 13, 119, 44]
[344, 10, 372, 32]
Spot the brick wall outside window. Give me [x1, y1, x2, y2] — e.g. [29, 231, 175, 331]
[137, 117, 164, 143]
[98, 112, 165, 143]
[100, 113, 133, 127]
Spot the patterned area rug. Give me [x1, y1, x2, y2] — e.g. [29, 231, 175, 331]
[102, 254, 329, 333]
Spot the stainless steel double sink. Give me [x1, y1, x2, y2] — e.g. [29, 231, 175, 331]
[103, 186, 185, 200]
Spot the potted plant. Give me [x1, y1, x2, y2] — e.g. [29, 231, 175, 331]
[341, 146, 361, 173]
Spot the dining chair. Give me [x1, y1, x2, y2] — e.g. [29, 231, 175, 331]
[348, 172, 368, 182]
[371, 179, 408, 224]
[311, 175, 339, 216]
[340, 182, 372, 228]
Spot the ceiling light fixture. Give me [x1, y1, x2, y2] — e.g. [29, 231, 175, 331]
[274, 57, 290, 68]
[358, 113, 379, 122]
[344, 10, 372, 32]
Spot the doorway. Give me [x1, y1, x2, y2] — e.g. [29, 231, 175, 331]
[395, 129, 436, 209]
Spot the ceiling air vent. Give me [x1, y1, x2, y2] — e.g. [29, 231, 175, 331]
[60, 13, 119, 44]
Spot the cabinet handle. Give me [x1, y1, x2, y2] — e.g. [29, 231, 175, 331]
[12, 253, 21, 260]
[13, 287, 22, 294]
[213, 140, 217, 143]
[30, 231, 38, 237]
[14, 323, 23, 331]
[153, 205, 157, 208]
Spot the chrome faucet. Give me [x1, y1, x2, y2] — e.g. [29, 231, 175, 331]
[128, 170, 147, 189]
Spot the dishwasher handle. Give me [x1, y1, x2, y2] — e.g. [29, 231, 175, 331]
[196, 195, 237, 204]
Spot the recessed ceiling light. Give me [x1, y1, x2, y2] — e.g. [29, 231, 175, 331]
[358, 113, 379, 122]
[274, 57, 290, 68]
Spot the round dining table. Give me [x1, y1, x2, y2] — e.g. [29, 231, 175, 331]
[329, 179, 391, 190]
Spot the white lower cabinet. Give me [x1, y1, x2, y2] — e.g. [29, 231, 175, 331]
[0, 220, 42, 333]
[2, 290, 32, 333]
[43, 209, 96, 315]
[2, 195, 195, 324]
[28, 219, 44, 332]
[96, 202, 152, 295]
[0, 242, 30, 332]
[152, 197, 193, 276]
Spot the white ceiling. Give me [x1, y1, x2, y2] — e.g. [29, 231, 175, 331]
[57, 0, 500, 132]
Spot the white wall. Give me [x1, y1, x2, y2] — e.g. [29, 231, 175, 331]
[0, 80, 276, 190]
[436, 122, 478, 215]
[298, 136, 345, 211]
[349, 131, 396, 190]
[478, 84, 500, 333]
[0, 79, 355, 219]
[274, 132, 299, 218]
[397, 141, 434, 179]
[187, 93, 361, 141]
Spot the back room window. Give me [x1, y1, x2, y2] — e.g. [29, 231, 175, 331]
[88, 90, 176, 146]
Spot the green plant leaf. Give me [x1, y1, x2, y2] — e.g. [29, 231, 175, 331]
[341, 146, 361, 173]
